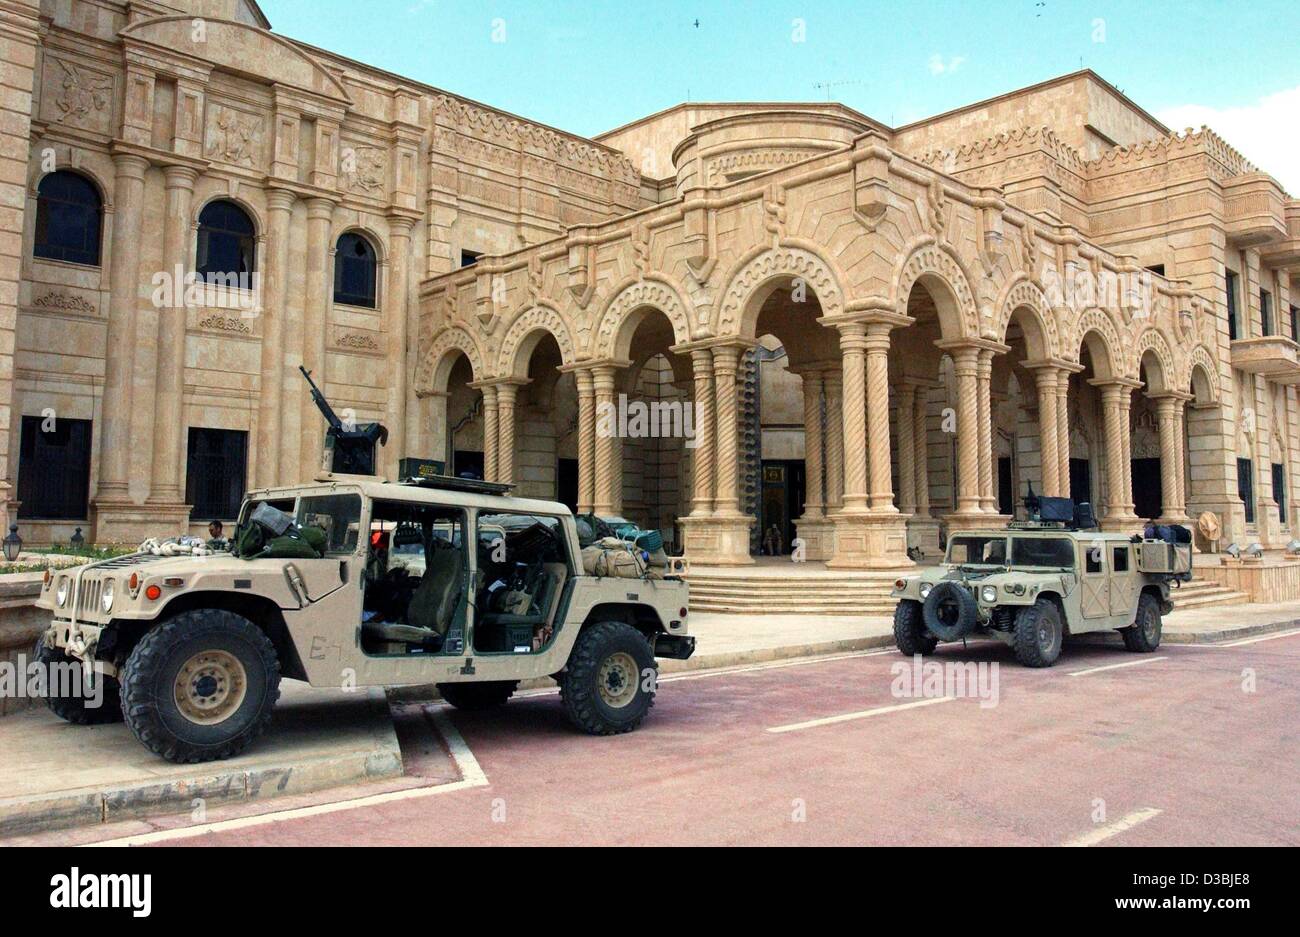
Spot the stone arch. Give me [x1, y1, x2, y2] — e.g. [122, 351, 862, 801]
[1069, 307, 1125, 380]
[193, 192, 264, 237]
[416, 326, 484, 394]
[1134, 328, 1176, 393]
[1185, 345, 1221, 405]
[715, 245, 845, 339]
[891, 238, 979, 341]
[994, 276, 1057, 361]
[333, 223, 387, 263]
[497, 303, 576, 378]
[593, 277, 692, 359]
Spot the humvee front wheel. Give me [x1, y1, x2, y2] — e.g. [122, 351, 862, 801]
[437, 680, 518, 711]
[120, 610, 280, 764]
[559, 621, 655, 735]
[1121, 593, 1162, 653]
[893, 600, 938, 655]
[1013, 598, 1064, 667]
[32, 635, 123, 725]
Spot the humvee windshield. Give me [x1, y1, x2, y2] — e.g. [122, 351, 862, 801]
[947, 536, 1007, 565]
[1009, 536, 1075, 569]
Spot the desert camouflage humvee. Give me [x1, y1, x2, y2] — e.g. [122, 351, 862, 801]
[890, 493, 1190, 667]
[34, 474, 693, 762]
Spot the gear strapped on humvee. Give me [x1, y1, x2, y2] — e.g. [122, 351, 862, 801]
[889, 486, 1191, 667]
[32, 374, 693, 763]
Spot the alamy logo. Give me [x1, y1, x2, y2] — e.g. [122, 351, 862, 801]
[50, 867, 151, 917]
[595, 393, 699, 447]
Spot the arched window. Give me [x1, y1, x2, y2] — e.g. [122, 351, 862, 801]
[196, 200, 256, 285]
[34, 171, 102, 266]
[334, 232, 377, 308]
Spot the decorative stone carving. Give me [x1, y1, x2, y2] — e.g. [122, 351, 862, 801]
[415, 326, 485, 393]
[336, 330, 380, 351]
[31, 291, 96, 314]
[340, 145, 386, 195]
[205, 105, 263, 168]
[198, 313, 252, 334]
[498, 304, 576, 376]
[594, 279, 691, 359]
[717, 247, 842, 335]
[51, 60, 112, 127]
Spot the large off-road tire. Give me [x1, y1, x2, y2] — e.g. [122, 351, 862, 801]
[32, 634, 123, 725]
[120, 610, 280, 764]
[1013, 597, 1065, 668]
[893, 600, 939, 655]
[437, 680, 518, 711]
[922, 580, 979, 641]
[1121, 592, 1163, 653]
[559, 621, 656, 736]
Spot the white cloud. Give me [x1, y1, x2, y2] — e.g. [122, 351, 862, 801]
[927, 54, 966, 76]
[1156, 86, 1300, 195]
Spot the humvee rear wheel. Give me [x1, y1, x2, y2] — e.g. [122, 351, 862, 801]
[32, 635, 123, 725]
[559, 621, 655, 735]
[893, 600, 938, 655]
[120, 610, 280, 764]
[1013, 598, 1064, 667]
[437, 680, 518, 711]
[1121, 593, 1162, 653]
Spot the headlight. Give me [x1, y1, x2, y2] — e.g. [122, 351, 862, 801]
[919, 583, 933, 599]
[980, 585, 998, 603]
[101, 579, 115, 613]
[55, 578, 69, 608]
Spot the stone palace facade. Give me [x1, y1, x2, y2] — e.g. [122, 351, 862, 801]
[2, 0, 1298, 568]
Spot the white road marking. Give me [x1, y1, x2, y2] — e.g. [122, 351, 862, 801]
[1067, 656, 1168, 677]
[85, 707, 487, 847]
[767, 695, 955, 734]
[1218, 627, 1300, 647]
[1062, 807, 1163, 847]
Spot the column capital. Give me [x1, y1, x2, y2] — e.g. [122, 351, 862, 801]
[1146, 389, 1195, 402]
[1022, 357, 1084, 374]
[386, 211, 421, 235]
[1088, 376, 1143, 392]
[265, 186, 297, 213]
[818, 307, 914, 332]
[161, 163, 201, 189]
[109, 148, 151, 179]
[305, 195, 338, 220]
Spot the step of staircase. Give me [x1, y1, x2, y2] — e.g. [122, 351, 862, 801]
[687, 573, 1251, 615]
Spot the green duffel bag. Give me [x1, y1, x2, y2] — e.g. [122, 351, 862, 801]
[259, 533, 322, 559]
[297, 524, 327, 555]
[233, 521, 265, 559]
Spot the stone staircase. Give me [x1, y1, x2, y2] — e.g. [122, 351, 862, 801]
[687, 568, 1249, 616]
[1168, 577, 1251, 610]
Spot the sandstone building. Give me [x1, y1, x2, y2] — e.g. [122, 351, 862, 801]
[3, 0, 1298, 571]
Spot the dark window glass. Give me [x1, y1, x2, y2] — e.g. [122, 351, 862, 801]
[1225, 270, 1239, 341]
[1273, 462, 1287, 525]
[186, 428, 248, 521]
[1238, 457, 1255, 524]
[196, 200, 256, 285]
[461, 249, 481, 267]
[33, 171, 102, 266]
[1010, 537, 1075, 568]
[1112, 545, 1130, 572]
[297, 494, 363, 554]
[1084, 547, 1103, 574]
[333, 232, 377, 307]
[1261, 289, 1274, 336]
[1291, 305, 1299, 342]
[17, 416, 92, 519]
[1145, 264, 1165, 277]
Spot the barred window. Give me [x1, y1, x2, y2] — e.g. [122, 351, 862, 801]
[334, 232, 377, 307]
[196, 200, 256, 285]
[34, 171, 102, 266]
[186, 428, 248, 521]
[18, 416, 92, 519]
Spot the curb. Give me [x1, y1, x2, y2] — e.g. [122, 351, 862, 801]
[0, 689, 402, 839]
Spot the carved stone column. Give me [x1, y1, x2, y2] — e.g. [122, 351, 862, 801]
[146, 164, 199, 515]
[574, 367, 595, 513]
[480, 383, 498, 481]
[865, 322, 898, 513]
[592, 365, 618, 515]
[976, 348, 996, 512]
[824, 370, 844, 513]
[1173, 398, 1188, 517]
[496, 381, 519, 486]
[94, 151, 150, 513]
[298, 197, 336, 483]
[944, 343, 983, 518]
[1031, 365, 1061, 497]
[250, 188, 294, 487]
[793, 365, 832, 559]
[688, 348, 715, 517]
[913, 384, 930, 515]
[1152, 392, 1192, 522]
[835, 322, 869, 514]
[711, 345, 743, 517]
[1093, 379, 1141, 530]
[1055, 368, 1072, 497]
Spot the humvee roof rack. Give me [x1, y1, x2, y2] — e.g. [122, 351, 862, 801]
[398, 474, 514, 496]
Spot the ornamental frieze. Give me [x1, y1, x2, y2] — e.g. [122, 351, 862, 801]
[30, 291, 96, 314]
[205, 104, 263, 168]
[44, 59, 113, 132]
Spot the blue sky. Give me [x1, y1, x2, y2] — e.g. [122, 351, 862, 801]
[263, 0, 1300, 188]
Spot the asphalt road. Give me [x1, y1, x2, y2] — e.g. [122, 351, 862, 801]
[102, 630, 1300, 847]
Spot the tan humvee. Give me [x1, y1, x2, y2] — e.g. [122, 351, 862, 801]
[890, 498, 1189, 667]
[34, 474, 693, 763]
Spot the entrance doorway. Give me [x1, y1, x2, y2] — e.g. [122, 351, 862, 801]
[1131, 457, 1162, 519]
[1070, 458, 1092, 507]
[758, 460, 805, 555]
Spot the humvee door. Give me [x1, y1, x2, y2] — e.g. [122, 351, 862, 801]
[1079, 540, 1110, 619]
